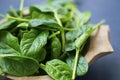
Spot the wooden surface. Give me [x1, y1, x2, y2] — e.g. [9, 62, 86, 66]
[7, 75, 53, 80]
[85, 25, 114, 65]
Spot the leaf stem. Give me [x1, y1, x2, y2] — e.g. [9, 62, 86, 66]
[7, 15, 29, 22]
[39, 63, 46, 70]
[54, 12, 62, 27]
[54, 12, 65, 52]
[72, 49, 80, 80]
[48, 31, 60, 39]
[61, 29, 65, 52]
[20, 0, 24, 17]
[63, 27, 75, 31]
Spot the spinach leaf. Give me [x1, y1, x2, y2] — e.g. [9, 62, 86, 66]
[0, 54, 39, 76]
[30, 5, 55, 19]
[30, 5, 55, 13]
[20, 29, 49, 61]
[18, 29, 28, 41]
[66, 24, 94, 42]
[38, 48, 47, 62]
[17, 22, 28, 29]
[65, 24, 93, 51]
[0, 20, 16, 30]
[50, 36, 61, 59]
[65, 42, 75, 51]
[44, 59, 73, 80]
[65, 27, 83, 42]
[29, 19, 60, 29]
[74, 11, 91, 27]
[66, 55, 88, 76]
[0, 31, 21, 55]
[30, 4, 73, 23]
[31, 11, 54, 19]
[75, 21, 104, 49]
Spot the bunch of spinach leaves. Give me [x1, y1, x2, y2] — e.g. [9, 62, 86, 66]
[0, 0, 104, 79]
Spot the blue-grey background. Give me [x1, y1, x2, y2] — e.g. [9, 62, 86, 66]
[0, 0, 120, 80]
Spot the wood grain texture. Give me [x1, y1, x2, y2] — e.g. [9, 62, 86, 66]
[7, 75, 53, 80]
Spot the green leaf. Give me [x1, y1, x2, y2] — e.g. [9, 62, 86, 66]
[17, 22, 28, 29]
[65, 42, 75, 51]
[31, 11, 54, 19]
[50, 36, 61, 59]
[0, 20, 16, 30]
[30, 5, 55, 13]
[74, 11, 91, 27]
[65, 24, 93, 51]
[30, 4, 73, 22]
[66, 27, 83, 42]
[30, 5, 55, 19]
[20, 29, 49, 61]
[0, 54, 39, 76]
[37, 48, 47, 62]
[44, 59, 73, 80]
[66, 24, 93, 42]
[75, 21, 104, 49]
[18, 29, 28, 41]
[0, 31, 21, 55]
[29, 19, 60, 29]
[66, 55, 88, 76]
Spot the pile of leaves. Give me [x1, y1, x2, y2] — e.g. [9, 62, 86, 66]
[0, 0, 104, 80]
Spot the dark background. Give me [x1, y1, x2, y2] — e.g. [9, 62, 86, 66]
[0, 0, 120, 80]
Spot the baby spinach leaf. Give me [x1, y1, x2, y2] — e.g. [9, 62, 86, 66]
[66, 28, 82, 42]
[44, 59, 73, 80]
[30, 5, 55, 13]
[66, 24, 93, 42]
[66, 55, 88, 76]
[20, 29, 49, 61]
[30, 4, 73, 22]
[74, 11, 91, 27]
[31, 11, 54, 19]
[65, 42, 75, 51]
[75, 21, 104, 49]
[65, 24, 93, 51]
[0, 31, 21, 55]
[37, 48, 47, 62]
[50, 36, 61, 59]
[29, 19, 60, 29]
[18, 29, 28, 41]
[0, 54, 39, 76]
[0, 20, 16, 30]
[16, 22, 28, 29]
[30, 5, 55, 19]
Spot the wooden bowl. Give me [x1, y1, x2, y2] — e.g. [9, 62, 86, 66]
[0, 10, 113, 79]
